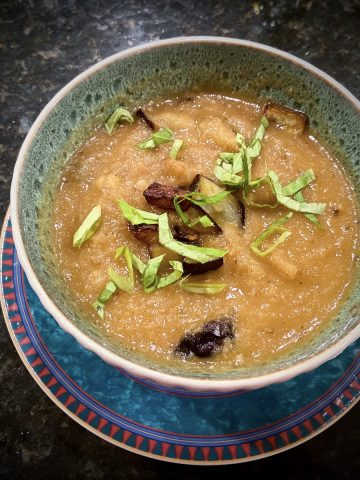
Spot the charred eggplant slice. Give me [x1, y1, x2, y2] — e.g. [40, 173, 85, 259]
[264, 101, 308, 135]
[190, 174, 245, 228]
[144, 182, 191, 211]
[135, 108, 155, 130]
[130, 220, 199, 246]
[129, 223, 158, 245]
[172, 225, 199, 245]
[183, 257, 223, 275]
[176, 318, 234, 357]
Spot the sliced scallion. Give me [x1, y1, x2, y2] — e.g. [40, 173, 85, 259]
[179, 278, 227, 294]
[294, 191, 321, 227]
[157, 260, 184, 289]
[173, 196, 215, 229]
[73, 205, 101, 248]
[184, 190, 232, 206]
[250, 213, 293, 257]
[109, 246, 135, 293]
[268, 170, 326, 214]
[105, 107, 134, 135]
[169, 139, 183, 160]
[138, 127, 173, 149]
[214, 150, 244, 186]
[118, 199, 159, 225]
[246, 116, 269, 159]
[282, 169, 316, 196]
[92, 281, 117, 318]
[158, 213, 228, 264]
[142, 255, 166, 293]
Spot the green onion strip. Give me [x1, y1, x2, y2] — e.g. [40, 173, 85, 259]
[179, 277, 227, 294]
[158, 213, 228, 264]
[105, 107, 134, 135]
[138, 128, 173, 150]
[73, 205, 102, 248]
[250, 213, 293, 257]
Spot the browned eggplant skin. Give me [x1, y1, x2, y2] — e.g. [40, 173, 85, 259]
[129, 223, 222, 274]
[129, 223, 158, 245]
[183, 257, 223, 275]
[129, 223, 199, 246]
[263, 101, 308, 134]
[175, 318, 234, 358]
[172, 225, 199, 245]
[135, 108, 155, 130]
[143, 182, 191, 211]
[189, 173, 202, 192]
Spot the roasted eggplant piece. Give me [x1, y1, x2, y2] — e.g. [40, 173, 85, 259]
[264, 101, 308, 135]
[129, 220, 199, 246]
[172, 225, 199, 245]
[182, 257, 223, 275]
[190, 174, 245, 229]
[176, 318, 234, 357]
[143, 182, 191, 211]
[135, 108, 155, 130]
[129, 223, 158, 245]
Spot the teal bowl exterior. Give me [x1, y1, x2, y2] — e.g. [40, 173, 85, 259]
[10, 37, 360, 392]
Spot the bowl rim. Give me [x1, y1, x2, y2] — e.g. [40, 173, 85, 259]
[10, 36, 360, 392]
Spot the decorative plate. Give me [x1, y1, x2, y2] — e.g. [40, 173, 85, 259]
[1, 212, 359, 464]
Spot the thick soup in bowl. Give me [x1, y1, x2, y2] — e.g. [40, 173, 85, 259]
[51, 92, 359, 372]
[11, 38, 360, 391]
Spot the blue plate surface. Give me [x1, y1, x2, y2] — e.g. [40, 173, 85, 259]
[1, 213, 359, 464]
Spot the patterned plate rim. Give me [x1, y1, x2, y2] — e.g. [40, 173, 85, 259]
[1, 210, 359, 464]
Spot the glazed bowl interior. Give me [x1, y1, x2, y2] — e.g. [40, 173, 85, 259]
[11, 37, 360, 390]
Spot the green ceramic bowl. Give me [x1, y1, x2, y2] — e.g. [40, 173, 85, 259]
[10, 37, 360, 392]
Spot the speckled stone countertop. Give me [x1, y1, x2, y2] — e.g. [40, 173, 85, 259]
[0, 1, 359, 478]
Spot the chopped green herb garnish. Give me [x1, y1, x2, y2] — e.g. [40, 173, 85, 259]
[174, 190, 232, 229]
[115, 246, 184, 292]
[268, 170, 326, 214]
[179, 278, 227, 294]
[242, 116, 269, 187]
[118, 199, 160, 225]
[294, 191, 321, 227]
[214, 116, 269, 188]
[214, 150, 244, 186]
[282, 169, 316, 196]
[142, 255, 166, 293]
[108, 267, 132, 294]
[142, 256, 184, 292]
[92, 280, 117, 318]
[116, 246, 147, 275]
[184, 190, 232, 206]
[109, 246, 135, 293]
[247, 116, 269, 159]
[105, 107, 134, 135]
[158, 260, 184, 289]
[174, 196, 215, 229]
[158, 213, 228, 264]
[138, 127, 173, 149]
[169, 139, 183, 160]
[250, 213, 293, 257]
[73, 205, 101, 248]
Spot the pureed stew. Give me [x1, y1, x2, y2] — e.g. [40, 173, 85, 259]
[52, 93, 359, 371]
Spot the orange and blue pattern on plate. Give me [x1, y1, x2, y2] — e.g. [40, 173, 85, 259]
[1, 215, 359, 464]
